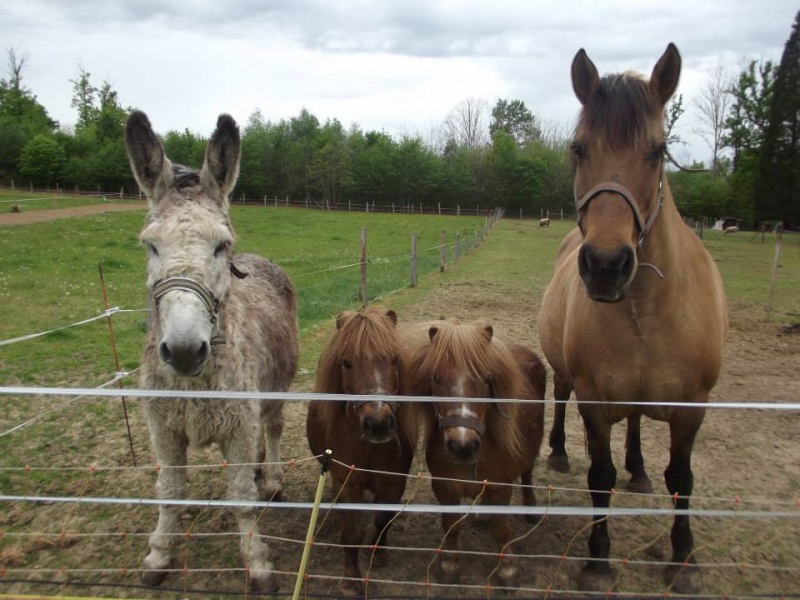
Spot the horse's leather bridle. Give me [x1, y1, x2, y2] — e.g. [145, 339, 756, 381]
[575, 177, 664, 251]
[437, 413, 486, 436]
[151, 263, 248, 346]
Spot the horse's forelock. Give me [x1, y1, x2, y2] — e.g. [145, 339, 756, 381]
[577, 73, 662, 150]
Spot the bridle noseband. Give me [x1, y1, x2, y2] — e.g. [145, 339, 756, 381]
[151, 263, 248, 347]
[575, 177, 664, 251]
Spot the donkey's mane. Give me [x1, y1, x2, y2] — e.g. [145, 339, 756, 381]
[172, 164, 202, 189]
[577, 72, 662, 150]
[314, 308, 402, 435]
[406, 319, 527, 459]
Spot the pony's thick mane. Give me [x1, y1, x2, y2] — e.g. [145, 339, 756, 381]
[406, 319, 527, 459]
[314, 308, 402, 438]
[577, 72, 662, 150]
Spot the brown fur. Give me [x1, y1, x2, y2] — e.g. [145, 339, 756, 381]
[307, 307, 416, 596]
[539, 44, 728, 594]
[400, 318, 545, 587]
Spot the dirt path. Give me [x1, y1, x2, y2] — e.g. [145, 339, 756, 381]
[0, 202, 145, 226]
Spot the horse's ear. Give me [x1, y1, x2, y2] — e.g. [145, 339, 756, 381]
[385, 310, 398, 327]
[201, 114, 241, 206]
[571, 48, 599, 106]
[650, 43, 681, 106]
[482, 325, 494, 341]
[125, 110, 171, 203]
[335, 312, 347, 330]
[428, 326, 439, 341]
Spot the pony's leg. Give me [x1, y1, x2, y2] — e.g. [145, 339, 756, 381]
[260, 400, 285, 499]
[662, 408, 705, 594]
[336, 476, 367, 597]
[547, 372, 572, 473]
[220, 432, 279, 593]
[624, 413, 654, 493]
[437, 511, 463, 584]
[368, 475, 408, 568]
[142, 431, 188, 586]
[486, 486, 519, 589]
[578, 415, 617, 592]
[520, 469, 540, 524]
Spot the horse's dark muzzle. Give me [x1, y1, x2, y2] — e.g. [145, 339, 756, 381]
[578, 243, 635, 302]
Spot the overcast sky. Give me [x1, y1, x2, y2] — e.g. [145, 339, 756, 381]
[2, 0, 796, 164]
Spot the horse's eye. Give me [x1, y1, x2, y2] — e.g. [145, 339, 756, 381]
[214, 241, 230, 257]
[340, 359, 352, 370]
[646, 143, 666, 163]
[571, 141, 586, 161]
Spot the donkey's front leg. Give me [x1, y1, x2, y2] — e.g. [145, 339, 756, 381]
[142, 430, 188, 586]
[221, 432, 279, 593]
[260, 400, 285, 499]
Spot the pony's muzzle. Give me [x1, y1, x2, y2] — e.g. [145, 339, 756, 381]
[444, 433, 481, 465]
[578, 243, 635, 302]
[159, 337, 210, 376]
[361, 412, 397, 444]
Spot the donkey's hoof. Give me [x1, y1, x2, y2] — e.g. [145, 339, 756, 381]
[547, 452, 570, 473]
[250, 572, 280, 593]
[627, 474, 654, 494]
[339, 578, 365, 597]
[578, 564, 614, 592]
[664, 563, 701, 595]
[141, 569, 168, 587]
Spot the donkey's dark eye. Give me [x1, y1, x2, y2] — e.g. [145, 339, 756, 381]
[214, 241, 230, 257]
[146, 243, 159, 257]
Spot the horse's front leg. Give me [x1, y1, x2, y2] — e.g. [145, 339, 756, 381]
[486, 486, 519, 589]
[547, 372, 572, 473]
[624, 413, 654, 493]
[431, 480, 463, 584]
[578, 414, 617, 592]
[259, 400, 285, 499]
[520, 469, 540, 524]
[368, 473, 409, 569]
[663, 407, 705, 594]
[334, 474, 367, 597]
[142, 429, 188, 586]
[220, 425, 278, 593]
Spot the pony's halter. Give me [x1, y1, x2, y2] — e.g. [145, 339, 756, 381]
[351, 394, 399, 414]
[575, 177, 664, 251]
[437, 413, 486, 436]
[152, 277, 225, 346]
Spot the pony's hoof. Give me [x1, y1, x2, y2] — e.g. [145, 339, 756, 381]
[141, 569, 168, 587]
[369, 547, 388, 568]
[437, 562, 460, 585]
[577, 564, 614, 592]
[664, 563, 701, 595]
[627, 474, 654, 494]
[250, 572, 280, 593]
[338, 577, 365, 597]
[547, 452, 570, 473]
[525, 512, 543, 525]
[490, 565, 520, 590]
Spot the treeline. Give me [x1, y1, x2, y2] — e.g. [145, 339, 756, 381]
[1, 11, 799, 226]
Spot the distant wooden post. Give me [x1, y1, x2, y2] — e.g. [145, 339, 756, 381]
[440, 230, 446, 273]
[11, 179, 14, 190]
[476, 204, 479, 216]
[360, 227, 368, 306]
[765, 232, 783, 321]
[410, 234, 418, 288]
[264, 195, 267, 207]
[286, 195, 289, 206]
[348, 199, 351, 211]
[520, 208, 523, 219]
[560, 208, 563, 220]
[392, 202, 395, 214]
[274, 196, 277, 207]
[457, 204, 460, 217]
[366, 201, 369, 213]
[455, 231, 461, 266]
[438, 202, 441, 215]
[120, 187, 124, 198]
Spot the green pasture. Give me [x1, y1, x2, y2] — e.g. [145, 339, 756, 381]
[0, 189, 124, 211]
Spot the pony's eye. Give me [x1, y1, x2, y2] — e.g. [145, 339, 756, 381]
[340, 359, 352, 370]
[646, 143, 666, 163]
[571, 141, 587, 161]
[214, 241, 230, 257]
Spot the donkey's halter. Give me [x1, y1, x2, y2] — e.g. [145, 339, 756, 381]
[575, 177, 664, 251]
[152, 277, 225, 346]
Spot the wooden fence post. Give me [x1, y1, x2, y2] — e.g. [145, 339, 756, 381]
[360, 227, 368, 306]
[765, 232, 783, 321]
[440, 230, 446, 273]
[274, 196, 277, 207]
[455, 231, 461, 266]
[438, 202, 441, 215]
[457, 204, 460, 217]
[410, 234, 417, 288]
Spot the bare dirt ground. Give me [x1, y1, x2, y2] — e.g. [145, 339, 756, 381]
[0, 203, 144, 226]
[2, 222, 799, 599]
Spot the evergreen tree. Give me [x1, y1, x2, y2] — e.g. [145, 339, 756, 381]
[757, 11, 800, 226]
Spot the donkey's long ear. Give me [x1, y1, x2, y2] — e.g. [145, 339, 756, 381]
[571, 48, 599, 106]
[126, 110, 171, 203]
[201, 114, 240, 205]
[650, 43, 681, 106]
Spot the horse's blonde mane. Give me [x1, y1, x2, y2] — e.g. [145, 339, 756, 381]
[404, 319, 527, 459]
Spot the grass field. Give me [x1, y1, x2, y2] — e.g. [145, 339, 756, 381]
[0, 189, 126, 212]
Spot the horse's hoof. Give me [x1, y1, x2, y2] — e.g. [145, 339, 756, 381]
[490, 565, 520, 590]
[250, 572, 280, 593]
[338, 577, 365, 597]
[141, 569, 168, 587]
[577, 564, 614, 592]
[547, 452, 570, 473]
[664, 563, 701, 594]
[437, 562, 460, 585]
[627, 474, 654, 494]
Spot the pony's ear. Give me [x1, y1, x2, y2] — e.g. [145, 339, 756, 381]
[335, 311, 348, 330]
[385, 309, 398, 327]
[571, 48, 599, 106]
[428, 325, 439, 341]
[650, 43, 681, 106]
[125, 110, 172, 203]
[201, 114, 241, 206]
[482, 325, 494, 341]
